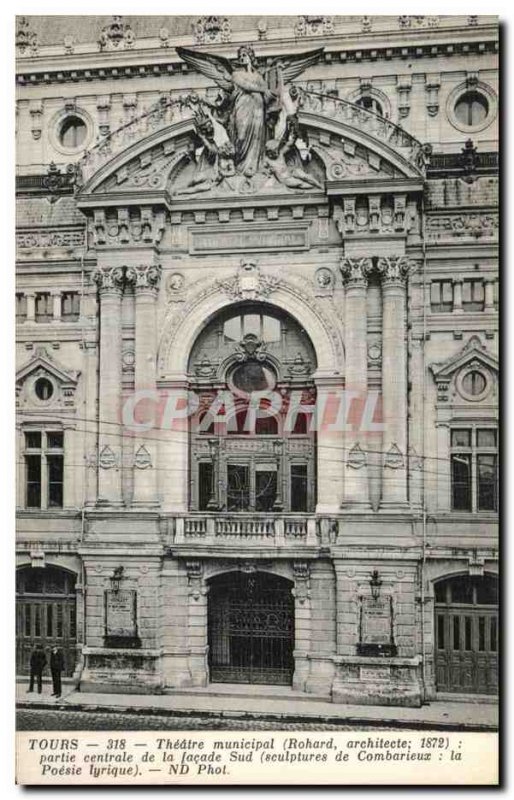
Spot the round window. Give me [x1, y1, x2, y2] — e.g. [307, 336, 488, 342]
[59, 116, 87, 149]
[231, 363, 276, 394]
[461, 370, 487, 397]
[34, 377, 54, 401]
[454, 92, 489, 127]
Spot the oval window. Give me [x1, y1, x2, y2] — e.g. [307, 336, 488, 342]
[59, 116, 87, 148]
[454, 92, 489, 127]
[462, 370, 486, 397]
[34, 377, 54, 401]
[231, 363, 276, 394]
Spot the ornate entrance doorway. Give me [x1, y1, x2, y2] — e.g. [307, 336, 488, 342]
[434, 574, 498, 694]
[208, 571, 294, 685]
[16, 566, 77, 677]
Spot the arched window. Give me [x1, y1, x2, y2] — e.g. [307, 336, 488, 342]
[188, 304, 317, 512]
[356, 95, 384, 117]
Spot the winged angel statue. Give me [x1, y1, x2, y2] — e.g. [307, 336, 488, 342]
[175, 45, 324, 192]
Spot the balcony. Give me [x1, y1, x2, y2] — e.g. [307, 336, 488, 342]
[168, 513, 319, 555]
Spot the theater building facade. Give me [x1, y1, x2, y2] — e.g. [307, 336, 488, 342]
[15, 15, 499, 705]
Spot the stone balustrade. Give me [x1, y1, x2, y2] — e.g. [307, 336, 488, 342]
[174, 514, 318, 547]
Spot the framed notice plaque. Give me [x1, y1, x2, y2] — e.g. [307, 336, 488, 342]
[104, 590, 140, 648]
[358, 595, 397, 657]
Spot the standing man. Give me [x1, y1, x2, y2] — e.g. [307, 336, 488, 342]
[50, 646, 64, 698]
[27, 644, 46, 694]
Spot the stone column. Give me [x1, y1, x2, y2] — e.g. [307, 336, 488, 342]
[339, 257, 372, 509]
[453, 280, 463, 313]
[126, 264, 162, 506]
[51, 290, 62, 321]
[315, 376, 345, 513]
[377, 256, 410, 508]
[484, 280, 495, 311]
[92, 265, 124, 505]
[25, 292, 36, 322]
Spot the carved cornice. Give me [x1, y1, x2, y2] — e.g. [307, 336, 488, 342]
[340, 257, 373, 288]
[91, 265, 124, 293]
[125, 263, 162, 292]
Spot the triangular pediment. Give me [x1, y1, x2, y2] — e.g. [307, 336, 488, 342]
[430, 336, 498, 381]
[16, 346, 79, 387]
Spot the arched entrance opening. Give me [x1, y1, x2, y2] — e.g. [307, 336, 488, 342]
[188, 302, 317, 513]
[434, 573, 498, 694]
[208, 571, 295, 685]
[16, 565, 77, 676]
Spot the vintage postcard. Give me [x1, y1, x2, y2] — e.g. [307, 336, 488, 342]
[14, 11, 499, 786]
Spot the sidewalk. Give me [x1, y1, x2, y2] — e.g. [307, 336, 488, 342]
[16, 681, 498, 731]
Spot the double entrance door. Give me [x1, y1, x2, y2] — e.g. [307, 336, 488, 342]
[208, 571, 294, 685]
[434, 575, 498, 694]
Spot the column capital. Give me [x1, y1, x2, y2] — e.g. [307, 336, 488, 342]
[376, 255, 411, 287]
[91, 265, 124, 294]
[340, 256, 373, 288]
[125, 263, 162, 293]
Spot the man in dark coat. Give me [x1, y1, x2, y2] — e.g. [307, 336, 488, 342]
[50, 646, 64, 698]
[27, 644, 46, 694]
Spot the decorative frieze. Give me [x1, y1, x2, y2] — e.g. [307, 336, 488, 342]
[90, 208, 166, 248]
[17, 227, 85, 251]
[426, 212, 499, 242]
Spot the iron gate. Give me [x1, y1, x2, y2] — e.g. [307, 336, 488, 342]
[208, 571, 294, 685]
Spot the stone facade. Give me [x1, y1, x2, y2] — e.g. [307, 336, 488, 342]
[16, 15, 499, 707]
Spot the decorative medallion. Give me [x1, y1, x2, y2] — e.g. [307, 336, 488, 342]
[347, 442, 367, 470]
[384, 443, 405, 469]
[134, 445, 152, 470]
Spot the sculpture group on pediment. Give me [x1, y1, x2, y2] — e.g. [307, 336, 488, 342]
[172, 45, 326, 196]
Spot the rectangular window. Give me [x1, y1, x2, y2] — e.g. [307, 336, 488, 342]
[16, 293, 27, 322]
[477, 454, 497, 511]
[430, 280, 453, 312]
[23, 429, 64, 509]
[450, 426, 498, 513]
[35, 292, 52, 323]
[227, 464, 250, 511]
[25, 455, 42, 508]
[290, 464, 308, 512]
[61, 292, 80, 322]
[255, 468, 277, 512]
[198, 462, 213, 511]
[451, 454, 472, 511]
[25, 431, 42, 449]
[47, 455, 64, 508]
[462, 279, 485, 311]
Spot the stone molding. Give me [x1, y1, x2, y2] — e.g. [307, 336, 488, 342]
[125, 263, 162, 292]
